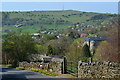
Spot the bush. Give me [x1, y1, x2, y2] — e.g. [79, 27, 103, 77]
[80, 57, 89, 62]
[82, 44, 91, 57]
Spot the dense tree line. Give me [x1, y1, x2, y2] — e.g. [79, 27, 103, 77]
[2, 33, 36, 66]
[93, 20, 120, 62]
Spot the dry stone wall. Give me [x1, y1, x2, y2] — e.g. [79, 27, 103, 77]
[78, 61, 120, 78]
[19, 61, 63, 74]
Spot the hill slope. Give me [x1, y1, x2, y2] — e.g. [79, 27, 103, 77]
[2, 10, 116, 34]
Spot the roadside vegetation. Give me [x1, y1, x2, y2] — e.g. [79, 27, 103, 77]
[0, 64, 12, 68]
[16, 67, 59, 76]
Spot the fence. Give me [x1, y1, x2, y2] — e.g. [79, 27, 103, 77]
[66, 61, 78, 77]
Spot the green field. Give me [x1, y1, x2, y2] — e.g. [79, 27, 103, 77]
[2, 10, 116, 34]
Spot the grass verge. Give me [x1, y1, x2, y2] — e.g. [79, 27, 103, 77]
[0, 64, 12, 68]
[16, 67, 59, 76]
[16, 67, 25, 70]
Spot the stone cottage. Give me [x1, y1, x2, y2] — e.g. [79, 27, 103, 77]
[82, 36, 108, 55]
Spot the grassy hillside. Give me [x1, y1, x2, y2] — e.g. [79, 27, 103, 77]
[2, 10, 116, 34]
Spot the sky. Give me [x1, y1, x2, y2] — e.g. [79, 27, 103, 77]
[1, 0, 120, 2]
[1, 2, 118, 14]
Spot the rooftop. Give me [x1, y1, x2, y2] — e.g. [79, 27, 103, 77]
[82, 36, 108, 41]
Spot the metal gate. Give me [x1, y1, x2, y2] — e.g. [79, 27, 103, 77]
[66, 61, 78, 77]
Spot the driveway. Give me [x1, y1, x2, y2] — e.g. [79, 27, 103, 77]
[1, 68, 55, 80]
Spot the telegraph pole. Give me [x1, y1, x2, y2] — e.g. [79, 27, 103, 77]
[63, 4, 64, 11]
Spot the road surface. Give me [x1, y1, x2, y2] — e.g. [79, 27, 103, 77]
[0, 68, 56, 80]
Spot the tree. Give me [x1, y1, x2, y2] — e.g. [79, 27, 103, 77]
[34, 44, 43, 54]
[66, 40, 92, 62]
[47, 45, 54, 55]
[39, 34, 56, 44]
[82, 44, 91, 57]
[93, 41, 109, 61]
[93, 20, 120, 62]
[44, 36, 72, 56]
[93, 40, 120, 62]
[68, 30, 80, 39]
[43, 34, 56, 41]
[2, 33, 36, 66]
[65, 40, 84, 62]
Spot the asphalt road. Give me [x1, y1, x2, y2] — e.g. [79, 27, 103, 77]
[0, 68, 55, 80]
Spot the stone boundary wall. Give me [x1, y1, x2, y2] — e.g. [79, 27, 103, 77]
[19, 61, 63, 74]
[78, 61, 120, 78]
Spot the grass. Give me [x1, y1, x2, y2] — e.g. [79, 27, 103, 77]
[16, 67, 25, 70]
[0, 64, 12, 68]
[2, 10, 115, 35]
[16, 67, 59, 76]
[2, 24, 70, 34]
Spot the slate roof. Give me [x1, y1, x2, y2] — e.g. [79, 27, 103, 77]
[29, 54, 63, 62]
[82, 36, 108, 41]
[51, 58, 63, 62]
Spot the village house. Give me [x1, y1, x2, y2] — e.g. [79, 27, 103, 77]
[80, 33, 87, 37]
[82, 36, 108, 55]
[15, 24, 23, 27]
[31, 33, 41, 38]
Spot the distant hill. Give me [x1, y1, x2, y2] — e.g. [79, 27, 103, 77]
[2, 10, 117, 34]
